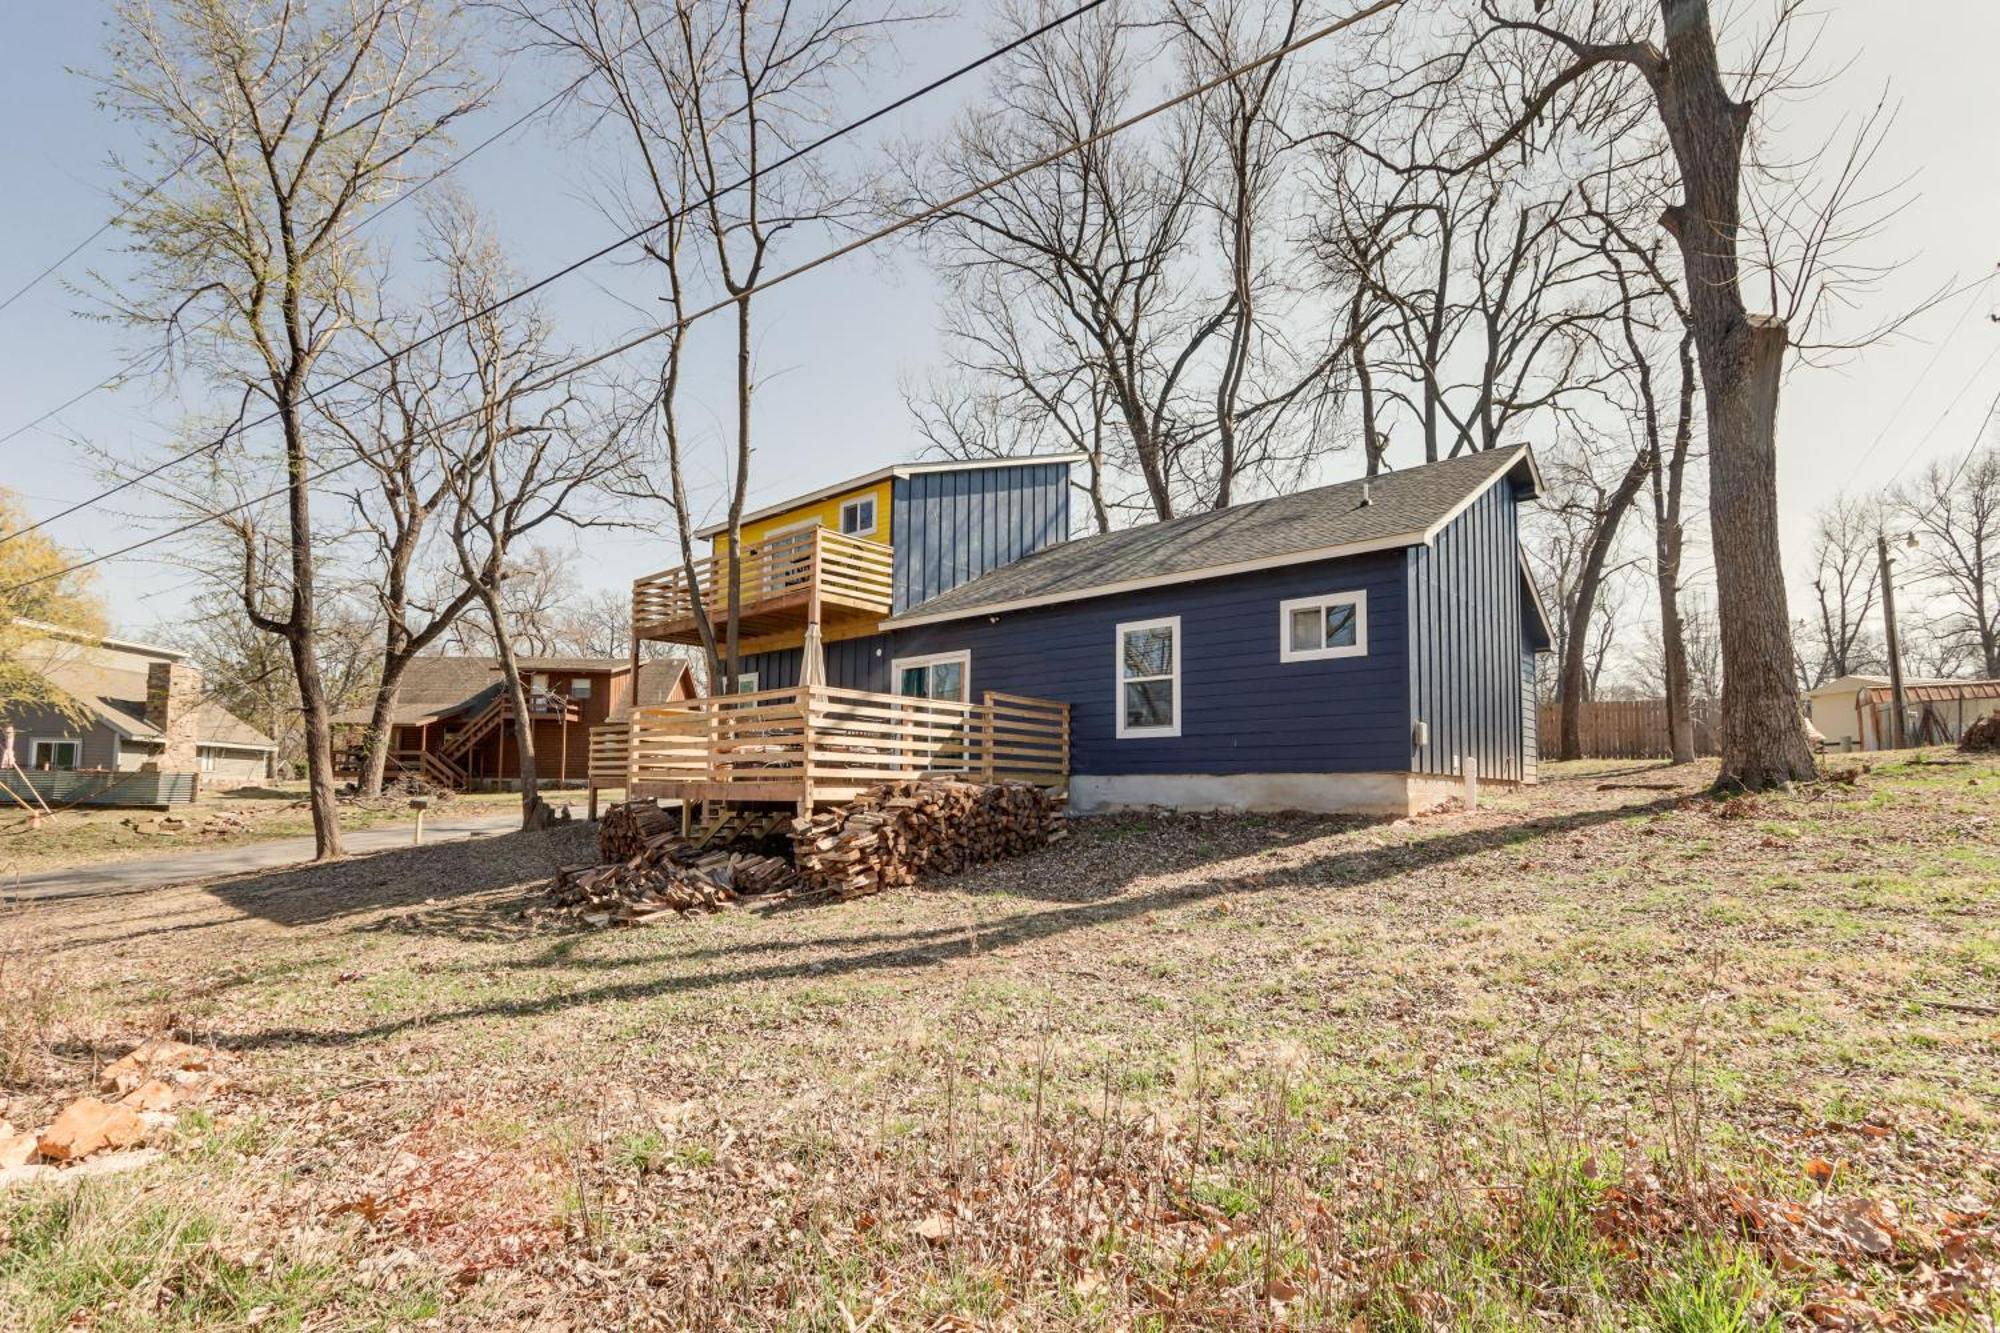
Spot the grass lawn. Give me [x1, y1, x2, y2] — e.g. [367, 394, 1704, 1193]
[2, 754, 1996, 1329]
[0, 785, 535, 877]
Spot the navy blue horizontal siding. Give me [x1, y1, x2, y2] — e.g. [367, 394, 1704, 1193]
[1405, 480, 1529, 784]
[891, 464, 1070, 613]
[888, 551, 1411, 776]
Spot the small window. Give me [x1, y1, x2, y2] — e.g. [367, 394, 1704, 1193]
[200, 748, 218, 773]
[32, 740, 80, 771]
[569, 677, 594, 700]
[734, 671, 761, 694]
[894, 651, 968, 702]
[1116, 617, 1180, 738]
[1279, 591, 1368, 662]
[839, 496, 876, 537]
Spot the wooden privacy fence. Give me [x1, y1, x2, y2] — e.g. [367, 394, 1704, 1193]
[589, 684, 1069, 807]
[1537, 699, 1718, 760]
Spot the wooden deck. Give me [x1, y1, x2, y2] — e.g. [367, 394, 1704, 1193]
[587, 685, 1068, 812]
[631, 528, 893, 653]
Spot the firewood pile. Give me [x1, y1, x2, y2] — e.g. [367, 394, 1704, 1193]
[547, 847, 799, 925]
[1959, 712, 2000, 752]
[596, 798, 678, 861]
[543, 783, 1066, 925]
[790, 779, 1067, 899]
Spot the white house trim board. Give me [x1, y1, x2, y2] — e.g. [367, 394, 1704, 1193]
[1115, 616, 1181, 739]
[1279, 590, 1368, 662]
[1412, 446, 1539, 544]
[892, 649, 971, 701]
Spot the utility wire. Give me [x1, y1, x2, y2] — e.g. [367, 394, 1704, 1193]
[1841, 269, 1999, 489]
[0, 0, 1114, 547]
[0, 148, 203, 317]
[5, 0, 1400, 595]
[0, 14, 680, 452]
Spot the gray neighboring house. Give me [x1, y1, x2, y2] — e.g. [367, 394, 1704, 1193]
[6, 623, 276, 801]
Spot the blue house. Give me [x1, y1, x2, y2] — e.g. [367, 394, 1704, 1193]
[628, 448, 1551, 816]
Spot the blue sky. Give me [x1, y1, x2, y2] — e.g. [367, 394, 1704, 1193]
[2, 2, 1996, 644]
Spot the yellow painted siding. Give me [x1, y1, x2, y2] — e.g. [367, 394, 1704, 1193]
[707, 479, 892, 553]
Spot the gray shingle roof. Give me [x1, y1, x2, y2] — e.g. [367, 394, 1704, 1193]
[886, 447, 1537, 626]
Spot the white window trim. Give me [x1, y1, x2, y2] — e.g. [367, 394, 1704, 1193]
[1279, 590, 1369, 663]
[1115, 616, 1181, 739]
[30, 737, 82, 771]
[838, 496, 878, 538]
[892, 649, 971, 701]
[734, 671, 761, 694]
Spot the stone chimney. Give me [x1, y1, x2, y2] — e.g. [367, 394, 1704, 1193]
[145, 660, 202, 772]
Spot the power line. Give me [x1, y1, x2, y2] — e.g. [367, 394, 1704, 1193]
[0, 16, 678, 452]
[5, 0, 1400, 596]
[0, 148, 203, 317]
[0, 0, 1114, 548]
[0, 1, 394, 323]
[1840, 271, 1998, 489]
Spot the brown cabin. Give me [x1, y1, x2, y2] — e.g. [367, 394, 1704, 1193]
[334, 656, 696, 789]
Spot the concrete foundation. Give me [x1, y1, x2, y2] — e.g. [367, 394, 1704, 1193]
[1068, 771, 1496, 817]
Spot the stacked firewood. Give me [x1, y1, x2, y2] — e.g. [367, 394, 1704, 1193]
[790, 779, 1067, 899]
[548, 845, 799, 925]
[539, 800, 800, 926]
[597, 799, 679, 861]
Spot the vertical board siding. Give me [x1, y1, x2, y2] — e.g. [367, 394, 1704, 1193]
[1405, 481, 1529, 784]
[891, 463, 1071, 612]
[1521, 639, 1539, 783]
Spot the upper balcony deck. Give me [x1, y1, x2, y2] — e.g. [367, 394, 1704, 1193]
[631, 526, 893, 653]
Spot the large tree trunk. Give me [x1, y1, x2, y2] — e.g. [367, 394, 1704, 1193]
[290, 632, 344, 858]
[1655, 335, 1698, 765]
[485, 598, 555, 830]
[1655, 559, 1696, 762]
[1654, 0, 1815, 788]
[279, 393, 342, 859]
[1700, 315, 1814, 785]
[1556, 454, 1651, 760]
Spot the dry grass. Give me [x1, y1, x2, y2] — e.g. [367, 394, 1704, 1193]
[2, 754, 1997, 1330]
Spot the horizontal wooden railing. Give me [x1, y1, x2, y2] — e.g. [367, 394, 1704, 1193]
[631, 527, 894, 636]
[608, 684, 1068, 798]
[587, 720, 633, 788]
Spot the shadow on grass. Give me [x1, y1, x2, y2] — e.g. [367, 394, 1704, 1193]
[209, 794, 1683, 1055]
[195, 824, 592, 929]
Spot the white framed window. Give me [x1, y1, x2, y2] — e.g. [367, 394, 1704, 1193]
[1115, 616, 1180, 738]
[569, 677, 594, 700]
[199, 748, 218, 774]
[734, 671, 761, 694]
[31, 739, 80, 771]
[839, 496, 877, 537]
[1279, 590, 1368, 662]
[893, 650, 969, 702]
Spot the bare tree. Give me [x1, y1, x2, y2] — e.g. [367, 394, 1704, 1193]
[1800, 492, 1885, 687]
[908, 0, 1331, 524]
[322, 227, 495, 796]
[431, 212, 632, 829]
[96, 0, 485, 855]
[517, 0, 903, 689]
[1445, 0, 1855, 787]
[1897, 440, 2000, 679]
